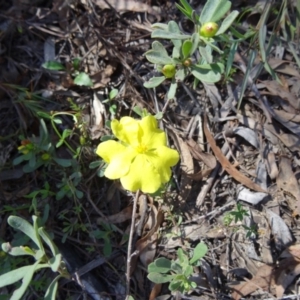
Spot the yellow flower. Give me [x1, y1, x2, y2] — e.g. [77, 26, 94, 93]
[96, 115, 179, 193]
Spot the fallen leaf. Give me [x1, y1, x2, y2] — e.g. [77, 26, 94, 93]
[186, 138, 217, 169]
[92, 0, 159, 15]
[97, 206, 133, 224]
[276, 156, 300, 215]
[203, 115, 268, 193]
[265, 208, 293, 251]
[261, 80, 300, 110]
[274, 257, 300, 298]
[130, 207, 163, 274]
[149, 284, 162, 300]
[231, 264, 274, 300]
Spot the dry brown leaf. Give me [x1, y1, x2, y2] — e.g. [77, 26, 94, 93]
[276, 156, 300, 215]
[92, 0, 159, 15]
[231, 264, 274, 300]
[149, 284, 162, 300]
[268, 58, 300, 78]
[172, 133, 194, 204]
[274, 257, 300, 298]
[273, 109, 300, 123]
[231, 246, 300, 299]
[262, 80, 300, 110]
[203, 115, 268, 193]
[186, 138, 217, 169]
[130, 208, 163, 274]
[185, 168, 213, 181]
[97, 206, 132, 224]
[280, 244, 300, 263]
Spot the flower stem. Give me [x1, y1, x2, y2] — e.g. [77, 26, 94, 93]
[125, 189, 140, 299]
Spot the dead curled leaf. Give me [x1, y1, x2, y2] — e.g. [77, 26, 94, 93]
[97, 206, 133, 224]
[276, 156, 300, 216]
[203, 115, 268, 193]
[231, 244, 300, 299]
[129, 207, 163, 274]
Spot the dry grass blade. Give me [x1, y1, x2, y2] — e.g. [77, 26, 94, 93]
[203, 114, 268, 193]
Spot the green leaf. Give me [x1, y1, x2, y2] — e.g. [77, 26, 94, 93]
[100, 135, 115, 142]
[168, 21, 182, 53]
[154, 112, 163, 120]
[74, 72, 93, 87]
[13, 155, 26, 165]
[151, 23, 168, 30]
[216, 10, 239, 35]
[200, 0, 231, 24]
[171, 261, 183, 273]
[148, 257, 172, 273]
[189, 242, 208, 265]
[175, 69, 185, 81]
[52, 118, 62, 124]
[49, 253, 62, 272]
[0, 265, 32, 288]
[75, 190, 83, 199]
[191, 63, 224, 83]
[29, 154, 36, 168]
[44, 275, 62, 300]
[1, 244, 35, 257]
[145, 50, 174, 65]
[89, 161, 102, 169]
[183, 265, 193, 277]
[7, 216, 41, 250]
[143, 76, 166, 88]
[72, 58, 81, 70]
[38, 227, 59, 257]
[42, 61, 65, 71]
[169, 279, 183, 292]
[11, 262, 47, 300]
[147, 273, 175, 284]
[53, 158, 72, 167]
[182, 40, 193, 58]
[167, 81, 178, 100]
[151, 29, 191, 40]
[109, 88, 118, 100]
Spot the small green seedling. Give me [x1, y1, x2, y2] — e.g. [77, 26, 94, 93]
[0, 215, 69, 300]
[147, 242, 208, 293]
[229, 202, 249, 222]
[42, 58, 93, 87]
[13, 120, 73, 173]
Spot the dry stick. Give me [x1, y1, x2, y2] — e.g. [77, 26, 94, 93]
[125, 189, 140, 299]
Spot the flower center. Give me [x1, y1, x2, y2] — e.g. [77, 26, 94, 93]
[135, 143, 148, 154]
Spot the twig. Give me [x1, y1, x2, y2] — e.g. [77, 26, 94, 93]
[125, 190, 140, 299]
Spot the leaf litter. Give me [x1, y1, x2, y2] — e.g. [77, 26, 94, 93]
[1, 0, 300, 299]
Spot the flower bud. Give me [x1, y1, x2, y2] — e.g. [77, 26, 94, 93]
[199, 22, 218, 38]
[183, 58, 192, 67]
[162, 64, 176, 78]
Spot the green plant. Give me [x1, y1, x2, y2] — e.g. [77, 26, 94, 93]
[0, 215, 69, 300]
[147, 242, 208, 293]
[143, 0, 239, 99]
[42, 58, 93, 87]
[56, 171, 83, 200]
[89, 222, 118, 257]
[229, 202, 249, 222]
[13, 119, 73, 173]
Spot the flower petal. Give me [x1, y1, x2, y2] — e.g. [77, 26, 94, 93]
[146, 146, 180, 183]
[120, 154, 162, 193]
[96, 140, 126, 163]
[139, 116, 167, 148]
[111, 117, 141, 147]
[104, 147, 137, 179]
